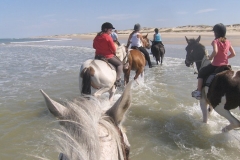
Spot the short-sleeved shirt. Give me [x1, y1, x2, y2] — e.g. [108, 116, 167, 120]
[154, 33, 162, 42]
[93, 33, 116, 59]
[211, 39, 231, 66]
[111, 32, 118, 41]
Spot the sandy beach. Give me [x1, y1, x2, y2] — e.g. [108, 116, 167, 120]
[39, 24, 240, 47]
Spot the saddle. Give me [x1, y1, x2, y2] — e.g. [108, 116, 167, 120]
[130, 46, 140, 50]
[204, 65, 232, 87]
[94, 55, 115, 70]
[152, 41, 164, 47]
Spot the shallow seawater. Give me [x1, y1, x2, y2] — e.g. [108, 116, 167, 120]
[0, 39, 240, 160]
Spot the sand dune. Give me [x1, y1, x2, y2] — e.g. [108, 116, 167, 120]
[39, 24, 240, 47]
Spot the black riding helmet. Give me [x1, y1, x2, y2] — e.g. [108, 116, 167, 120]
[212, 23, 226, 38]
[154, 28, 159, 33]
[101, 22, 115, 31]
[134, 23, 141, 31]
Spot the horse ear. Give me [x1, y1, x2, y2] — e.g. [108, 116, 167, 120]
[40, 89, 66, 119]
[146, 33, 148, 37]
[185, 36, 189, 43]
[106, 80, 133, 125]
[196, 35, 201, 43]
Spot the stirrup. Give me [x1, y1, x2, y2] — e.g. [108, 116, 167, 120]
[114, 79, 121, 87]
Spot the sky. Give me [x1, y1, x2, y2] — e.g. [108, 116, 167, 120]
[0, 0, 240, 38]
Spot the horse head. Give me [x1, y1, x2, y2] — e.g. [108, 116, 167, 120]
[185, 35, 206, 71]
[40, 80, 134, 160]
[142, 34, 151, 49]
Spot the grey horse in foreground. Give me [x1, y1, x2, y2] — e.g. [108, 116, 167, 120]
[40, 80, 134, 160]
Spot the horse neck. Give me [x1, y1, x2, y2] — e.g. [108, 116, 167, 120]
[199, 54, 211, 71]
[116, 45, 128, 63]
[193, 44, 209, 71]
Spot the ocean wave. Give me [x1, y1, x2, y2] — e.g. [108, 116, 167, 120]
[10, 38, 72, 44]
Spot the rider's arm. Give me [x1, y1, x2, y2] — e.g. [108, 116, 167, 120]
[126, 32, 133, 48]
[228, 46, 236, 59]
[209, 41, 218, 60]
[153, 34, 155, 41]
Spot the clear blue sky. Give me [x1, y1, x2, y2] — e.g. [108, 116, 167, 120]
[1, 0, 239, 38]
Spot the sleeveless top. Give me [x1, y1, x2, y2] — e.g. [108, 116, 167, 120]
[130, 32, 142, 47]
[154, 33, 162, 42]
[211, 39, 231, 66]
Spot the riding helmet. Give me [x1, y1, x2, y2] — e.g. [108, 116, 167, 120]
[212, 23, 226, 38]
[134, 23, 141, 31]
[101, 22, 115, 31]
[154, 28, 159, 33]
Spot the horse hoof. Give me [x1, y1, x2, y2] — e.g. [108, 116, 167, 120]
[222, 127, 229, 132]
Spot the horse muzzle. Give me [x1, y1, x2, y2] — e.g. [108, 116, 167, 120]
[185, 60, 192, 67]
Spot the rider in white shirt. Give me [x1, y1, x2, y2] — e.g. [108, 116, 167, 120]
[126, 23, 152, 68]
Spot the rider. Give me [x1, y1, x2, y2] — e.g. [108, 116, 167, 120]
[111, 29, 120, 46]
[126, 23, 153, 68]
[152, 28, 163, 46]
[192, 23, 236, 100]
[93, 22, 123, 87]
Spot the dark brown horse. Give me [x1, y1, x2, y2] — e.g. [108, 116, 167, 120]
[123, 34, 150, 84]
[185, 35, 240, 132]
[150, 41, 165, 65]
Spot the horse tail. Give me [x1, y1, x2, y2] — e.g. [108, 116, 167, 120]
[80, 66, 95, 95]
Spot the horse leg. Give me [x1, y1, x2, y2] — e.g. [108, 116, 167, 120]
[93, 87, 111, 99]
[109, 86, 117, 102]
[134, 68, 144, 85]
[200, 98, 208, 123]
[214, 97, 240, 132]
[140, 70, 145, 83]
[161, 55, 163, 65]
[124, 68, 131, 85]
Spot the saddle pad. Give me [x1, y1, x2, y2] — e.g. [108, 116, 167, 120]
[205, 74, 216, 87]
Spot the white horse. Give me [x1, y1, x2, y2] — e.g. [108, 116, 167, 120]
[40, 80, 134, 160]
[79, 43, 128, 101]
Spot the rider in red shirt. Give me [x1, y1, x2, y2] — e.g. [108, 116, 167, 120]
[93, 22, 123, 87]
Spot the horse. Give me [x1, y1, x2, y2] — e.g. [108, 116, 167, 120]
[79, 43, 128, 102]
[185, 35, 240, 132]
[123, 34, 150, 84]
[150, 41, 165, 65]
[40, 80, 134, 160]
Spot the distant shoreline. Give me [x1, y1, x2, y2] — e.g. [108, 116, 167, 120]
[37, 24, 240, 47]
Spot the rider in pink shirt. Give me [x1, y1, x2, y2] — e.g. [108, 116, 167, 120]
[192, 23, 236, 100]
[211, 39, 231, 66]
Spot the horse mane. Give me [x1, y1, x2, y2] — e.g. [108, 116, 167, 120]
[55, 96, 125, 160]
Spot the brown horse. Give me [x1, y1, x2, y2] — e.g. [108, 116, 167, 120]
[185, 35, 240, 132]
[123, 34, 150, 84]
